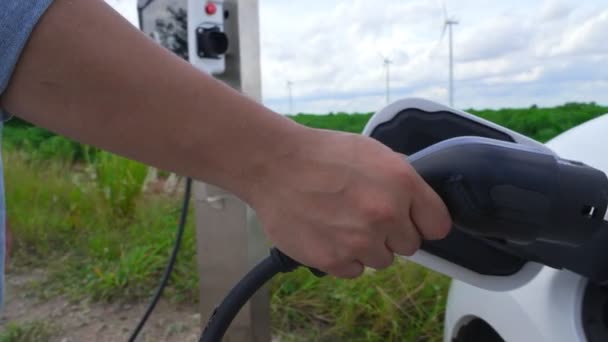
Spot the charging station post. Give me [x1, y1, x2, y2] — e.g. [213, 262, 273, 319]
[135, 0, 269, 339]
[188, 1, 271, 341]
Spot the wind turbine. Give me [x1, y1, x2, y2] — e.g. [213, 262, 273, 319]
[440, 3, 458, 107]
[286, 80, 294, 114]
[379, 53, 393, 104]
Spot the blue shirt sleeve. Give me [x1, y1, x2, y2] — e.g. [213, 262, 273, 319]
[0, 0, 54, 98]
[0, 0, 55, 311]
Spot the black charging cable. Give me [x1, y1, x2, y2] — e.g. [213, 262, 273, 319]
[127, 177, 192, 342]
[199, 248, 325, 342]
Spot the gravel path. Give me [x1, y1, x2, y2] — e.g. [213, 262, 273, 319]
[0, 269, 203, 341]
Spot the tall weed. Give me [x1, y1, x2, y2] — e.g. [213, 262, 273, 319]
[94, 151, 148, 219]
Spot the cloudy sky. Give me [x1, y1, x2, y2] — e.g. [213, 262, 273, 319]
[107, 0, 608, 114]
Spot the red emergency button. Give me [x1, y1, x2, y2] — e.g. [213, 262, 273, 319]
[205, 2, 217, 15]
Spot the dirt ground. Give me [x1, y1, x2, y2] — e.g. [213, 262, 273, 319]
[0, 269, 203, 341]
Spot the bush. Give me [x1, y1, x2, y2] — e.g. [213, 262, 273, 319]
[3, 125, 97, 163]
[291, 112, 373, 133]
[467, 102, 608, 142]
[288, 102, 608, 142]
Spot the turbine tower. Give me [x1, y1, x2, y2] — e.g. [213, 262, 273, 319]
[380, 54, 393, 104]
[286, 80, 294, 114]
[440, 3, 458, 107]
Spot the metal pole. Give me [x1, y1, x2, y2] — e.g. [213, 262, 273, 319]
[287, 81, 293, 114]
[386, 61, 390, 104]
[448, 23, 454, 107]
[193, 1, 270, 341]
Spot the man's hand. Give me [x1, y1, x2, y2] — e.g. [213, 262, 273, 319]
[246, 128, 452, 278]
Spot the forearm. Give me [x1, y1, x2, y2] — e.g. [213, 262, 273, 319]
[0, 0, 301, 199]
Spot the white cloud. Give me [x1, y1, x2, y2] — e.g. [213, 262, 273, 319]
[483, 66, 544, 85]
[456, 17, 532, 62]
[551, 10, 608, 56]
[540, 0, 573, 22]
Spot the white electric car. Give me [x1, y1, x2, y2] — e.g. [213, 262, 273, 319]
[362, 98, 608, 342]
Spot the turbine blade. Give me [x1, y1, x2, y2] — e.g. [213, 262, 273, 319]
[442, 1, 448, 20]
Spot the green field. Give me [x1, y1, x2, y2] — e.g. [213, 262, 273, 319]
[3, 102, 607, 341]
[290, 102, 608, 142]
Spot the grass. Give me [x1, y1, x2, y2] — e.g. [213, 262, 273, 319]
[271, 264, 449, 342]
[0, 320, 60, 342]
[94, 150, 148, 218]
[5, 150, 198, 303]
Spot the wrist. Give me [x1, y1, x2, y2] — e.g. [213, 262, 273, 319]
[222, 112, 310, 204]
[238, 124, 355, 207]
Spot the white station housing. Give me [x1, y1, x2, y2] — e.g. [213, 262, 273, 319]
[188, 0, 227, 74]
